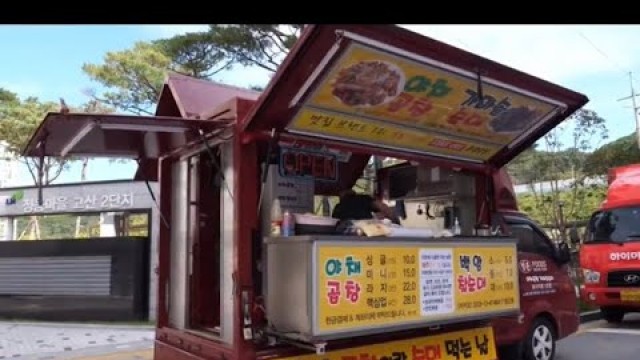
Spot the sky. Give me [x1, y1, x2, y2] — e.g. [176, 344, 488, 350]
[1, 24, 640, 187]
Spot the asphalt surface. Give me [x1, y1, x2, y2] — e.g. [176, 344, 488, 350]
[556, 313, 640, 360]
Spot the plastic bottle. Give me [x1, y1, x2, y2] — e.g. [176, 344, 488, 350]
[270, 198, 283, 236]
[453, 217, 461, 235]
[282, 210, 295, 237]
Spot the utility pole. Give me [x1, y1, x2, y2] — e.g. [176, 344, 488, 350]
[617, 72, 640, 149]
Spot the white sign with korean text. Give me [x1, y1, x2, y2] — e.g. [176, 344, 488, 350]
[0, 181, 158, 216]
[419, 248, 455, 316]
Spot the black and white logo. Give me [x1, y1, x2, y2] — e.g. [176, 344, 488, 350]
[623, 274, 640, 284]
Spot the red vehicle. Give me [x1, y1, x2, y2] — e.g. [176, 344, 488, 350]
[395, 168, 581, 360]
[579, 164, 640, 323]
[22, 25, 586, 360]
[492, 209, 579, 360]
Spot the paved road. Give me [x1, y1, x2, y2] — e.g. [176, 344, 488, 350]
[556, 314, 640, 360]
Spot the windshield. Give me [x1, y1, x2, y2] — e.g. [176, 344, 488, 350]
[586, 206, 640, 243]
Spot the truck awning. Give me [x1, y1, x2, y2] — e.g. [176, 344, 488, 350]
[22, 112, 233, 159]
[242, 25, 589, 169]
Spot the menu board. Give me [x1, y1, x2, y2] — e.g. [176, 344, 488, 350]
[288, 42, 564, 162]
[316, 243, 519, 333]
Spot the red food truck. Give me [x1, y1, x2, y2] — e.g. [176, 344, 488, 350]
[579, 163, 640, 323]
[22, 25, 587, 360]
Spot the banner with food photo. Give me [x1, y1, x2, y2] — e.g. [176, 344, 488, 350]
[288, 42, 565, 158]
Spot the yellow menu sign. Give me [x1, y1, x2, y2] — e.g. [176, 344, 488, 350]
[277, 326, 497, 360]
[288, 42, 564, 161]
[316, 244, 519, 333]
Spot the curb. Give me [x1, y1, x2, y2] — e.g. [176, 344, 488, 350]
[580, 310, 602, 323]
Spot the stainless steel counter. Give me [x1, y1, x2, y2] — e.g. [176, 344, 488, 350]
[265, 235, 520, 342]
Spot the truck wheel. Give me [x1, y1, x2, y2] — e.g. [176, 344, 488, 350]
[522, 317, 556, 360]
[601, 308, 625, 323]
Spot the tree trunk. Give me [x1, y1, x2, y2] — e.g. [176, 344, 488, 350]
[34, 217, 41, 240]
[75, 217, 83, 238]
[18, 218, 31, 240]
[74, 158, 89, 238]
[27, 215, 40, 240]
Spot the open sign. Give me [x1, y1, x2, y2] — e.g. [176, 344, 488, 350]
[279, 147, 338, 182]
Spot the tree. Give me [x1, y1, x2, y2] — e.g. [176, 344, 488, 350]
[82, 25, 304, 115]
[0, 89, 68, 185]
[583, 132, 640, 176]
[508, 109, 608, 242]
[82, 42, 172, 115]
[153, 32, 232, 79]
[0, 89, 69, 240]
[0, 88, 19, 103]
[206, 25, 304, 72]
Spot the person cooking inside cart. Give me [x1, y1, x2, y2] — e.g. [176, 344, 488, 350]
[332, 189, 401, 224]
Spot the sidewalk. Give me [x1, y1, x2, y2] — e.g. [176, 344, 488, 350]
[0, 321, 154, 360]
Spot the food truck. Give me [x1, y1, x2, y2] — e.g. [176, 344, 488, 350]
[579, 164, 640, 323]
[22, 25, 587, 360]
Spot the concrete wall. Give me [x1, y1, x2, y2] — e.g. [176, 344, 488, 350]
[0, 237, 149, 322]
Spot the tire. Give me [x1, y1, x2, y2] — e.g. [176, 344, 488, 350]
[522, 317, 557, 360]
[601, 308, 625, 323]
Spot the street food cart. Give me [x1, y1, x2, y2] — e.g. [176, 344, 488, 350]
[22, 25, 588, 360]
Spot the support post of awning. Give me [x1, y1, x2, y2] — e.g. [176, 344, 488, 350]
[197, 128, 233, 201]
[136, 158, 170, 230]
[257, 128, 279, 217]
[37, 140, 45, 206]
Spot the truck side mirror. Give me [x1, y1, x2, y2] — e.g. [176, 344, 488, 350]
[569, 226, 580, 245]
[555, 242, 572, 265]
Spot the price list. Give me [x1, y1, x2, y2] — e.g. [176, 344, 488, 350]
[316, 243, 519, 333]
[453, 247, 519, 313]
[318, 247, 423, 331]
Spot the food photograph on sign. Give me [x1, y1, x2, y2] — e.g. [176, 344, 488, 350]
[331, 60, 406, 108]
[321, 43, 558, 141]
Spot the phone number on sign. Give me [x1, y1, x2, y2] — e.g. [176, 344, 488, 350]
[23, 193, 135, 213]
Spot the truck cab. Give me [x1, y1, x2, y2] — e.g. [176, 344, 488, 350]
[580, 164, 640, 323]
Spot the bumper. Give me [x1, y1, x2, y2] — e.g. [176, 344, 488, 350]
[581, 285, 640, 308]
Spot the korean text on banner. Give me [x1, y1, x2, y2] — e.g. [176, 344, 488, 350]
[316, 244, 519, 333]
[291, 108, 499, 161]
[277, 326, 497, 360]
[288, 42, 564, 161]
